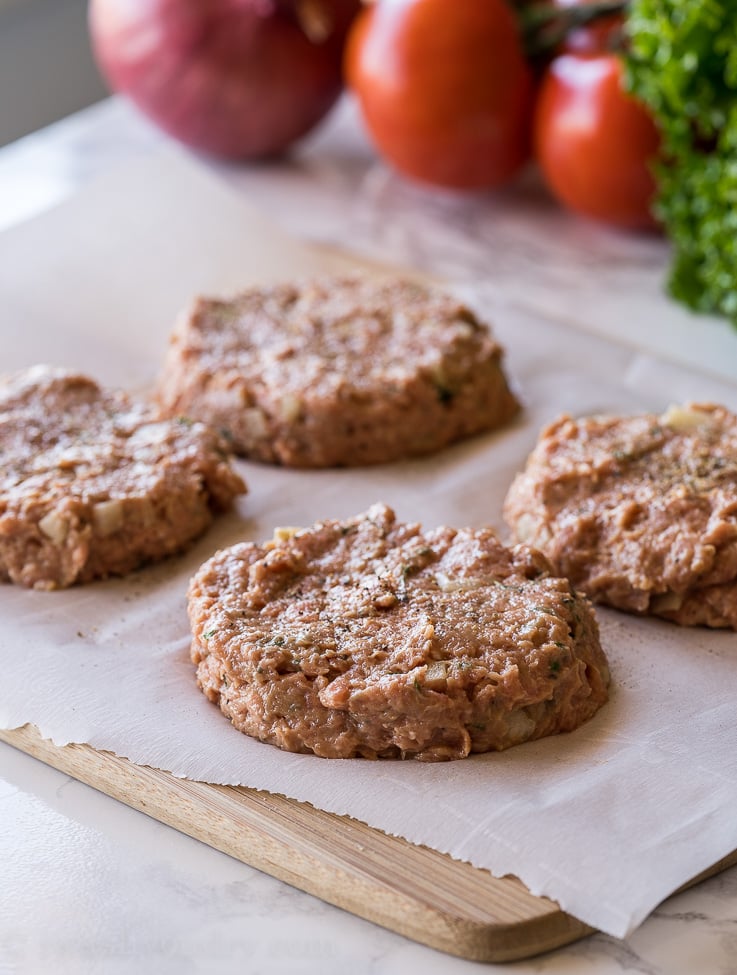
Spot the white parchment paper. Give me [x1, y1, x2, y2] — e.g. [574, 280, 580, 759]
[2, 151, 737, 939]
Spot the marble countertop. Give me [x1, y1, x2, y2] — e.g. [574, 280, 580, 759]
[2, 96, 736, 975]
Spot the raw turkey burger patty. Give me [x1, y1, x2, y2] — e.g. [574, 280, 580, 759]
[156, 275, 519, 467]
[0, 365, 246, 589]
[504, 403, 737, 629]
[188, 504, 609, 761]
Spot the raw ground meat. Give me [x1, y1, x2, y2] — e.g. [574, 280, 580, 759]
[188, 504, 609, 761]
[504, 403, 737, 629]
[0, 365, 246, 589]
[156, 275, 519, 467]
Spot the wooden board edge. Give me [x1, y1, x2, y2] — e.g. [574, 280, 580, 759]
[18, 724, 737, 957]
[673, 848, 737, 895]
[13, 722, 718, 963]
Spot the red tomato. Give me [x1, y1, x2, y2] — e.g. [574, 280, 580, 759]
[345, 0, 534, 191]
[534, 52, 660, 230]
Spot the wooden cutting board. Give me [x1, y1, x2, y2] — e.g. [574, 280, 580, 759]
[3, 723, 736, 963]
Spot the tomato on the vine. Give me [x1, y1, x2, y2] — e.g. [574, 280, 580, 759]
[534, 49, 661, 230]
[345, 0, 534, 191]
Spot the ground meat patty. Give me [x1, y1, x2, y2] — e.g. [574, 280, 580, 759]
[0, 365, 246, 590]
[188, 504, 609, 761]
[155, 276, 519, 468]
[504, 403, 737, 629]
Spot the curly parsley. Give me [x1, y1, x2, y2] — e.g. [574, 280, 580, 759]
[625, 0, 737, 327]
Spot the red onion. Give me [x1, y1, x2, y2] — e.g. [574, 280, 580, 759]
[89, 0, 361, 159]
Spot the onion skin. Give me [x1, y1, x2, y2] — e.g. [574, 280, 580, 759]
[89, 0, 361, 159]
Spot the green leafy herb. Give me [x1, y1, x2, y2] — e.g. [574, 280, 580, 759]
[626, 0, 737, 328]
